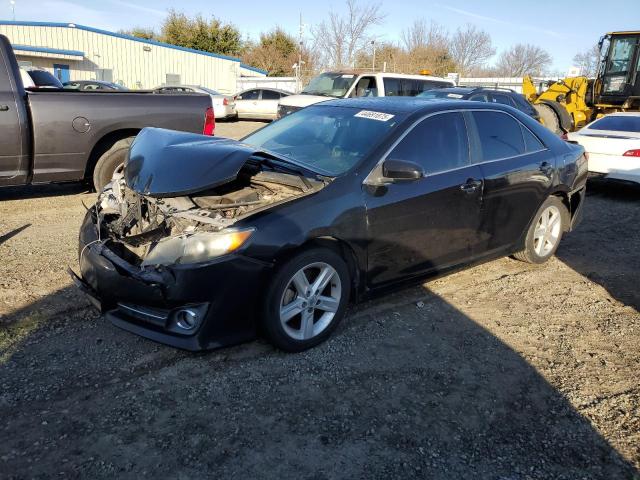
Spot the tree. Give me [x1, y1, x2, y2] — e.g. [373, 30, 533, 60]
[119, 27, 157, 40]
[401, 19, 448, 53]
[495, 44, 552, 76]
[312, 0, 385, 68]
[159, 10, 243, 56]
[242, 28, 315, 77]
[573, 44, 600, 77]
[450, 24, 495, 75]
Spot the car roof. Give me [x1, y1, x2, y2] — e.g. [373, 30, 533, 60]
[430, 87, 475, 94]
[317, 96, 517, 115]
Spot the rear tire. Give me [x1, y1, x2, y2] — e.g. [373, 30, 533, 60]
[262, 248, 350, 352]
[513, 196, 567, 264]
[535, 104, 561, 134]
[92, 137, 135, 192]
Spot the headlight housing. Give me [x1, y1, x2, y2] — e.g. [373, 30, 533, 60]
[141, 229, 254, 266]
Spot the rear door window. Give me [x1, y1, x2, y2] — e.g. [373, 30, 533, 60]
[471, 111, 526, 160]
[522, 127, 545, 152]
[261, 90, 281, 100]
[491, 93, 516, 107]
[469, 93, 489, 102]
[383, 78, 401, 96]
[388, 112, 470, 175]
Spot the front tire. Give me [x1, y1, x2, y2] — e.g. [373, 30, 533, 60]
[92, 137, 135, 192]
[513, 196, 567, 264]
[262, 248, 351, 352]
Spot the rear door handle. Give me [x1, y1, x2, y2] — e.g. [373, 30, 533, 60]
[0, 105, 8, 111]
[460, 178, 482, 193]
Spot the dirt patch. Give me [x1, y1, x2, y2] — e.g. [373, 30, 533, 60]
[0, 125, 638, 479]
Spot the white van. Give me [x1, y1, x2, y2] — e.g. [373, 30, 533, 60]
[277, 71, 455, 118]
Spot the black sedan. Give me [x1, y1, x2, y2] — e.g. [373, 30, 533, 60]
[418, 87, 540, 121]
[72, 98, 587, 352]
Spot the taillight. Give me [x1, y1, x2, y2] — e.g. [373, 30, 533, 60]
[203, 106, 215, 136]
[623, 149, 640, 157]
[223, 97, 228, 106]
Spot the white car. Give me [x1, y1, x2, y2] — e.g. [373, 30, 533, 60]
[277, 71, 455, 118]
[154, 85, 237, 119]
[234, 88, 290, 120]
[567, 113, 640, 184]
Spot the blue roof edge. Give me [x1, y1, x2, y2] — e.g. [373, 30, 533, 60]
[0, 20, 264, 71]
[240, 63, 268, 75]
[13, 43, 84, 56]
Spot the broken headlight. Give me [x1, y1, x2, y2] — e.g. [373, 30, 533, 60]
[141, 229, 254, 266]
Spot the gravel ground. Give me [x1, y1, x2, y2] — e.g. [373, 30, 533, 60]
[0, 122, 639, 479]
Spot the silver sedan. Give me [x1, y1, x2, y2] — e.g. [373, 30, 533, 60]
[234, 88, 291, 120]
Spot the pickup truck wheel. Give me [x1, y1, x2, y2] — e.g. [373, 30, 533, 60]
[513, 196, 567, 264]
[92, 137, 135, 192]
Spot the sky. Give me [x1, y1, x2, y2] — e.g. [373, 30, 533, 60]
[5, 0, 640, 73]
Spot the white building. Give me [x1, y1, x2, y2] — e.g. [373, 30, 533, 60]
[0, 21, 266, 93]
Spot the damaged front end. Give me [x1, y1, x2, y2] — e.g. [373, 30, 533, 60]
[94, 127, 324, 268]
[74, 128, 325, 349]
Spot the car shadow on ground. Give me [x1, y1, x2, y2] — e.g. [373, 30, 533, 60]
[1, 282, 637, 479]
[555, 180, 640, 310]
[0, 182, 89, 201]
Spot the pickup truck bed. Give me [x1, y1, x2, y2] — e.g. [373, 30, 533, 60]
[0, 34, 213, 190]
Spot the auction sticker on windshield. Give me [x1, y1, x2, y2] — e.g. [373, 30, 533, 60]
[354, 110, 395, 122]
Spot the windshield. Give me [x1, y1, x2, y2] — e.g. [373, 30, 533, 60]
[27, 70, 62, 88]
[418, 90, 466, 99]
[301, 72, 359, 98]
[588, 115, 640, 133]
[242, 105, 403, 176]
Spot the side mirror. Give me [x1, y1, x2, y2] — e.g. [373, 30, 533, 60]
[382, 159, 424, 181]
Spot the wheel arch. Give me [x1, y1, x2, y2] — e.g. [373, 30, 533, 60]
[84, 128, 140, 180]
[273, 236, 365, 302]
[549, 189, 573, 231]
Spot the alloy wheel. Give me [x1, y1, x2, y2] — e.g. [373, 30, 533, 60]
[279, 262, 342, 341]
[533, 205, 561, 256]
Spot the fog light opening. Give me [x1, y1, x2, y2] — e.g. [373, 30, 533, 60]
[175, 309, 198, 331]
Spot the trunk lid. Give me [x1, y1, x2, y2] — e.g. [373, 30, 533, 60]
[570, 129, 640, 155]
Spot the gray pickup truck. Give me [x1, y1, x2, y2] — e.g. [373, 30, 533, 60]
[0, 34, 214, 191]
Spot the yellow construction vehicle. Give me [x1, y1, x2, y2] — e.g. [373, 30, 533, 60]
[523, 31, 640, 133]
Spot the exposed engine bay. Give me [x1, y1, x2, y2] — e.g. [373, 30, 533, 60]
[95, 163, 324, 265]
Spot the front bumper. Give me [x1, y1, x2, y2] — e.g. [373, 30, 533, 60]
[73, 212, 271, 350]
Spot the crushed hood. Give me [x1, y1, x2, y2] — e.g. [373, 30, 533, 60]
[125, 127, 258, 197]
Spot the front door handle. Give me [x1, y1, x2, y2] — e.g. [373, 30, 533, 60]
[539, 161, 553, 176]
[460, 178, 482, 193]
[0, 105, 8, 111]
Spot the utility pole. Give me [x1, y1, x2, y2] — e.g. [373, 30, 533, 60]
[10, 0, 15, 21]
[371, 40, 376, 72]
[297, 12, 303, 93]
